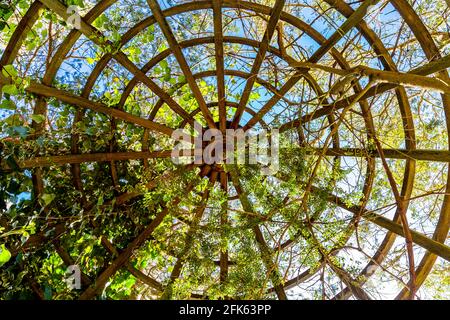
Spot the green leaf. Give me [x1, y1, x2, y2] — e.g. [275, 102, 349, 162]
[26, 41, 36, 51]
[41, 193, 56, 206]
[0, 4, 14, 22]
[0, 244, 11, 267]
[249, 91, 260, 101]
[7, 179, 20, 194]
[44, 286, 52, 300]
[160, 60, 168, 69]
[31, 114, 45, 124]
[97, 194, 104, 206]
[2, 64, 17, 78]
[4, 154, 20, 171]
[0, 99, 15, 110]
[2, 84, 18, 95]
[5, 114, 23, 126]
[13, 126, 28, 138]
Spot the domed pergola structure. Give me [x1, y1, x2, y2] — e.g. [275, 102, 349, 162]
[0, 0, 449, 300]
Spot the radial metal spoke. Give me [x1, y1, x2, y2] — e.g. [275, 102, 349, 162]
[230, 0, 286, 128]
[119, 36, 298, 113]
[146, 0, 216, 128]
[411, 54, 450, 76]
[229, 169, 288, 300]
[281, 53, 450, 129]
[0, 77, 175, 137]
[79, 203, 176, 299]
[1, 150, 186, 170]
[308, 147, 450, 162]
[219, 171, 229, 284]
[39, 0, 195, 126]
[290, 63, 450, 93]
[0, 1, 43, 67]
[79, 176, 205, 300]
[313, 185, 450, 262]
[160, 174, 215, 299]
[244, 0, 381, 130]
[213, 0, 227, 132]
